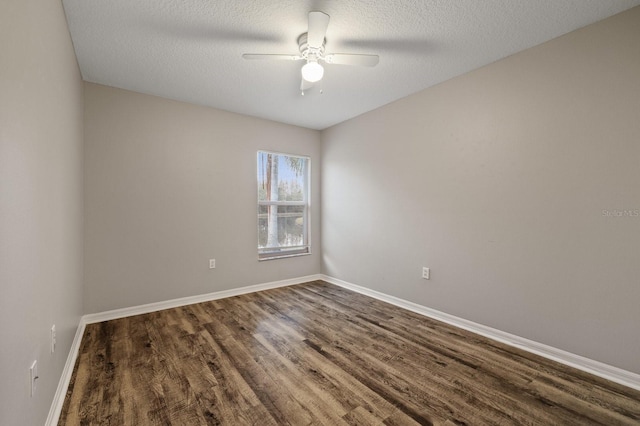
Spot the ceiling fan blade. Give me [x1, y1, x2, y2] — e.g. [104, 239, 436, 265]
[307, 11, 329, 49]
[242, 54, 302, 61]
[324, 54, 379, 67]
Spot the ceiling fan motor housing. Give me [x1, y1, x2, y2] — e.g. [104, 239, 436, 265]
[298, 33, 325, 61]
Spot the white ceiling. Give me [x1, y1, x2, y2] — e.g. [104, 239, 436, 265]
[62, 0, 640, 130]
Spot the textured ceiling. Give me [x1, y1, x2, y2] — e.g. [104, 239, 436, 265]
[62, 0, 640, 130]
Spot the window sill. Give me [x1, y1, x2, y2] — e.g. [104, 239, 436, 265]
[258, 251, 311, 261]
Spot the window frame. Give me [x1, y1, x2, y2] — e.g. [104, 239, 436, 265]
[257, 150, 311, 261]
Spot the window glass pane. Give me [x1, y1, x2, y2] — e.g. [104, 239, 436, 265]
[258, 204, 268, 247]
[257, 152, 306, 202]
[258, 205, 305, 249]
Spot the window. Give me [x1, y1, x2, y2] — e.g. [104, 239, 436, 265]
[257, 151, 310, 260]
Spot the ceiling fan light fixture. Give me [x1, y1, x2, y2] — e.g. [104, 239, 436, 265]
[301, 60, 324, 82]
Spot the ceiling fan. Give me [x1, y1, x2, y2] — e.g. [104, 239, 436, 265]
[242, 11, 379, 94]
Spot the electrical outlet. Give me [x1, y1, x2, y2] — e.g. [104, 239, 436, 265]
[30, 360, 38, 397]
[422, 267, 430, 280]
[51, 324, 56, 353]
[209, 259, 216, 269]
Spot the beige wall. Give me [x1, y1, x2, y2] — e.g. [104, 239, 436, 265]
[0, 0, 84, 424]
[321, 7, 640, 373]
[83, 83, 321, 313]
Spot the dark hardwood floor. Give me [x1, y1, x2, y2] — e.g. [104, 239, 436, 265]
[59, 281, 640, 425]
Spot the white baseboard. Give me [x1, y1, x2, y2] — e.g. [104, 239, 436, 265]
[321, 274, 640, 391]
[83, 274, 323, 324]
[46, 319, 86, 426]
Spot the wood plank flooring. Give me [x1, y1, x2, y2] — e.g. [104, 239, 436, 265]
[59, 281, 640, 425]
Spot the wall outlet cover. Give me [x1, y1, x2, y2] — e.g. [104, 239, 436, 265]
[422, 267, 430, 280]
[30, 360, 38, 397]
[51, 324, 56, 353]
